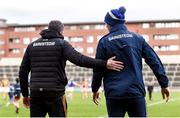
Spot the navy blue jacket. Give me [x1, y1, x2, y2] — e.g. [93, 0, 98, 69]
[91, 24, 169, 99]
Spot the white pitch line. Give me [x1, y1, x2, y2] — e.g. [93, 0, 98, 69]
[147, 97, 180, 107]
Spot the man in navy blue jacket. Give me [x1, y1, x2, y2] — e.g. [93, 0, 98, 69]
[91, 6, 170, 117]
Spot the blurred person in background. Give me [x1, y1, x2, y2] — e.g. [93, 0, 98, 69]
[91, 6, 170, 117]
[1, 75, 10, 101]
[67, 78, 81, 101]
[19, 20, 124, 117]
[67, 79, 75, 101]
[6, 83, 14, 106]
[13, 78, 21, 114]
[81, 78, 89, 99]
[147, 78, 155, 101]
[0, 80, 2, 107]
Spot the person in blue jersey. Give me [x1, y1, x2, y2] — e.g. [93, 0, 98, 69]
[67, 79, 75, 100]
[91, 6, 170, 117]
[13, 78, 21, 114]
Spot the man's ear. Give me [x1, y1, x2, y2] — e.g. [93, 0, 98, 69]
[106, 24, 111, 31]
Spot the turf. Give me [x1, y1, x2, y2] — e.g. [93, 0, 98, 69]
[0, 91, 180, 117]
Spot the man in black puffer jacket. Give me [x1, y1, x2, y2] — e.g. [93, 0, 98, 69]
[19, 20, 123, 117]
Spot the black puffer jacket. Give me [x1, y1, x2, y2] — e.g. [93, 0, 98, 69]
[19, 29, 106, 97]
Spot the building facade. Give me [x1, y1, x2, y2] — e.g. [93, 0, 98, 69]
[0, 19, 180, 58]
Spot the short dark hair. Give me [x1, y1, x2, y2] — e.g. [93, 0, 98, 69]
[48, 20, 64, 32]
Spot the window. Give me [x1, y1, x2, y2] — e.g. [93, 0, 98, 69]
[70, 26, 77, 30]
[64, 26, 70, 30]
[165, 22, 180, 28]
[142, 35, 149, 42]
[23, 37, 30, 44]
[155, 22, 180, 28]
[0, 40, 5, 45]
[155, 23, 165, 28]
[169, 45, 179, 51]
[142, 23, 150, 28]
[69, 37, 83, 42]
[9, 37, 20, 43]
[87, 47, 94, 54]
[87, 36, 94, 43]
[153, 45, 179, 51]
[14, 27, 36, 32]
[94, 25, 105, 29]
[81, 25, 90, 30]
[167, 34, 179, 40]
[0, 31, 5, 35]
[154, 46, 168, 51]
[9, 48, 20, 54]
[0, 50, 5, 55]
[154, 34, 179, 40]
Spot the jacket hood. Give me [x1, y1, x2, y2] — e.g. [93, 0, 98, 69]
[40, 29, 64, 39]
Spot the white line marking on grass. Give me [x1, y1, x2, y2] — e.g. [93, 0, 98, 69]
[147, 97, 180, 107]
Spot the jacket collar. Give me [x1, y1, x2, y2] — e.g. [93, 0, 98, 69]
[40, 29, 64, 39]
[109, 24, 128, 33]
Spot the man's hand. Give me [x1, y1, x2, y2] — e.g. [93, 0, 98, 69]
[23, 97, 30, 108]
[161, 87, 170, 102]
[107, 56, 124, 71]
[93, 92, 100, 105]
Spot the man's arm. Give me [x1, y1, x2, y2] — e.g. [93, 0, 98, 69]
[19, 46, 31, 98]
[91, 41, 107, 105]
[142, 39, 170, 102]
[62, 40, 123, 70]
[142, 40, 169, 88]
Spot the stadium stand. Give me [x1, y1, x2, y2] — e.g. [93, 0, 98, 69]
[0, 56, 180, 90]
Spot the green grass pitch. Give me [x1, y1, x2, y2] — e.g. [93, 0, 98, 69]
[0, 91, 180, 117]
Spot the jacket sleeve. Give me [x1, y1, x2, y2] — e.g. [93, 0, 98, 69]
[62, 40, 106, 69]
[142, 39, 169, 88]
[91, 41, 106, 92]
[19, 45, 31, 97]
